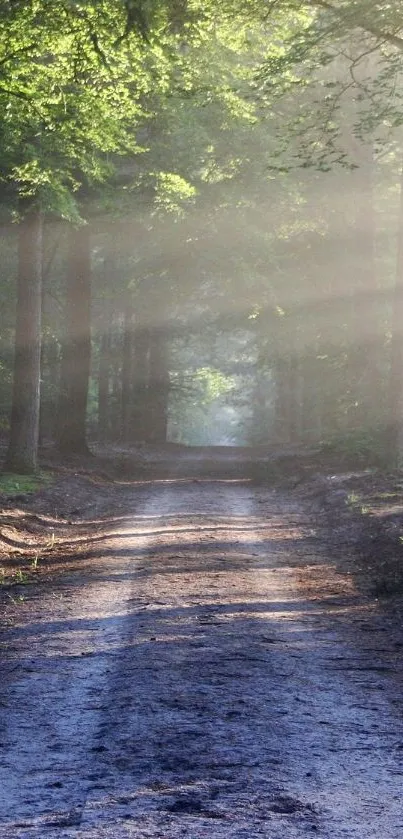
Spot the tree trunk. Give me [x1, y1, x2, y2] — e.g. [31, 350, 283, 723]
[274, 358, 290, 443]
[249, 338, 275, 446]
[6, 206, 43, 473]
[121, 299, 135, 441]
[299, 353, 322, 443]
[386, 162, 403, 465]
[56, 225, 92, 455]
[39, 223, 64, 444]
[130, 324, 151, 441]
[96, 255, 116, 442]
[109, 314, 123, 439]
[147, 326, 170, 444]
[39, 336, 60, 444]
[287, 354, 300, 442]
[98, 325, 111, 441]
[274, 336, 300, 444]
[348, 145, 381, 430]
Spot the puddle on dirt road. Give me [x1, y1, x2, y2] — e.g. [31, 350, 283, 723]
[1, 474, 403, 838]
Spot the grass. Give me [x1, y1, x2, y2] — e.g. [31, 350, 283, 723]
[346, 491, 370, 515]
[0, 567, 33, 598]
[0, 565, 36, 587]
[13, 569, 30, 584]
[0, 470, 53, 496]
[0, 472, 54, 590]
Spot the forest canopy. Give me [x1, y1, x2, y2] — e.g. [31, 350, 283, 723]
[1, 0, 403, 469]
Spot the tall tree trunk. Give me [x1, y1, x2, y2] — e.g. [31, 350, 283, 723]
[39, 336, 60, 444]
[386, 162, 403, 465]
[251, 373, 269, 444]
[348, 144, 381, 429]
[96, 255, 115, 442]
[249, 337, 275, 446]
[287, 354, 300, 442]
[273, 316, 300, 445]
[121, 299, 134, 440]
[130, 324, 150, 441]
[274, 357, 291, 443]
[56, 225, 92, 455]
[98, 329, 111, 441]
[6, 206, 43, 473]
[39, 223, 63, 444]
[108, 313, 123, 439]
[147, 326, 170, 444]
[299, 353, 323, 443]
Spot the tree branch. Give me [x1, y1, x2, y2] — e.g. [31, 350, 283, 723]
[309, 0, 403, 51]
[0, 44, 37, 68]
[0, 84, 31, 101]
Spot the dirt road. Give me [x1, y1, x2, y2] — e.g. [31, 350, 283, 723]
[1, 456, 403, 837]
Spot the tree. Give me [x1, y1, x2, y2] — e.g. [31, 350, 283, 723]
[387, 159, 403, 464]
[5, 203, 42, 472]
[2, 0, 403, 463]
[56, 225, 92, 455]
[0, 0, 154, 469]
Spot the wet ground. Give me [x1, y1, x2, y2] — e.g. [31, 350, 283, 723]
[1, 451, 403, 837]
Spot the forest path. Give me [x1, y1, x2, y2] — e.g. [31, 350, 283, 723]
[1, 456, 403, 838]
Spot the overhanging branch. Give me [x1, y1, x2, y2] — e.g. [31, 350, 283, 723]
[309, 0, 403, 51]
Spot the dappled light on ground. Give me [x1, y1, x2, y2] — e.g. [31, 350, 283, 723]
[1, 471, 403, 838]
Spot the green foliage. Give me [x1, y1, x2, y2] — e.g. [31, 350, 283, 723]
[168, 364, 239, 444]
[154, 172, 197, 215]
[0, 471, 53, 496]
[0, 1, 164, 218]
[194, 367, 236, 404]
[2, 0, 403, 458]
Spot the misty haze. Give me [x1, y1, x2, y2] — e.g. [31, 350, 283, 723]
[1, 2, 403, 838]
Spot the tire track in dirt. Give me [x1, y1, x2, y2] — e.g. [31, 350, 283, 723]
[1, 471, 403, 837]
[0, 485, 168, 836]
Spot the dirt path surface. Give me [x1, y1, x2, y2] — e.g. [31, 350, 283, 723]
[1, 454, 403, 838]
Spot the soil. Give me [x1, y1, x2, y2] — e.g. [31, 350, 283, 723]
[1, 445, 403, 838]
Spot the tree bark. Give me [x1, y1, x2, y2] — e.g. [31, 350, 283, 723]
[110, 317, 123, 437]
[299, 353, 322, 443]
[6, 206, 43, 473]
[386, 162, 403, 465]
[274, 357, 291, 443]
[39, 336, 60, 444]
[130, 324, 151, 441]
[348, 146, 381, 430]
[56, 225, 92, 455]
[147, 325, 170, 444]
[121, 299, 135, 440]
[273, 318, 300, 445]
[97, 325, 111, 441]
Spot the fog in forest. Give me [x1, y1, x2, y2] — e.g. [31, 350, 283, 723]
[1, 2, 403, 467]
